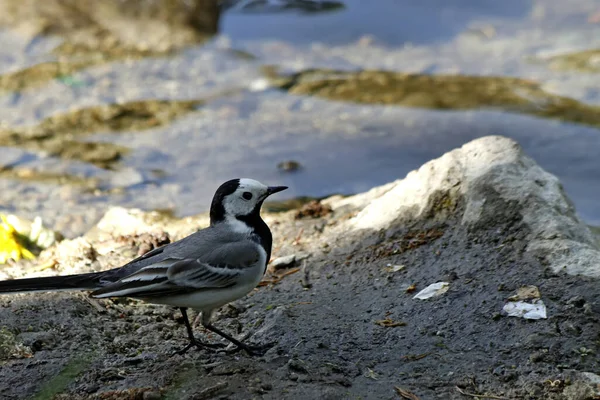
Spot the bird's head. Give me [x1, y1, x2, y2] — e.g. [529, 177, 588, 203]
[210, 178, 287, 228]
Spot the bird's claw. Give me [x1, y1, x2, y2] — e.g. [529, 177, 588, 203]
[225, 341, 275, 356]
[172, 339, 227, 356]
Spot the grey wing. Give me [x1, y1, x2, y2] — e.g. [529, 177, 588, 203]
[90, 241, 261, 299]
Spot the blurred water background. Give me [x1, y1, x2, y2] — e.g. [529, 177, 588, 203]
[0, 0, 599, 237]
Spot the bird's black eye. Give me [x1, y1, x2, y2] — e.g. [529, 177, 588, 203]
[242, 191, 253, 200]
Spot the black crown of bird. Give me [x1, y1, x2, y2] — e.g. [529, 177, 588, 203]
[0, 178, 288, 356]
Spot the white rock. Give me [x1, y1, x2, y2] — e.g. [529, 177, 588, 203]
[581, 372, 600, 385]
[336, 136, 600, 277]
[89, 206, 209, 242]
[270, 254, 296, 269]
[108, 167, 146, 188]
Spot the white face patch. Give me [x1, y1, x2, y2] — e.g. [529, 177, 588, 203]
[221, 178, 269, 220]
[224, 216, 254, 234]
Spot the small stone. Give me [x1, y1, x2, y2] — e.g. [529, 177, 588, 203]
[112, 335, 140, 349]
[562, 322, 582, 336]
[529, 350, 547, 363]
[294, 201, 332, 219]
[84, 384, 100, 394]
[109, 167, 147, 188]
[270, 255, 296, 270]
[143, 391, 162, 400]
[123, 355, 146, 365]
[287, 359, 308, 373]
[219, 303, 244, 318]
[17, 332, 56, 351]
[581, 372, 600, 385]
[334, 377, 352, 387]
[298, 375, 313, 383]
[277, 160, 302, 172]
[566, 296, 586, 308]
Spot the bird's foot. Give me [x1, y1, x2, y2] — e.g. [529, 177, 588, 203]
[172, 338, 226, 356]
[226, 341, 275, 356]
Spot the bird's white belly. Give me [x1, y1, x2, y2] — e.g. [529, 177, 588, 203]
[151, 246, 267, 311]
[156, 278, 259, 310]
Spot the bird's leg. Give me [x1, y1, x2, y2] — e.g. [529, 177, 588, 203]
[173, 307, 224, 355]
[200, 311, 273, 356]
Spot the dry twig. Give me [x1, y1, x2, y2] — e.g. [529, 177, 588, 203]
[258, 267, 301, 286]
[375, 318, 407, 327]
[195, 382, 228, 399]
[401, 353, 430, 361]
[292, 228, 304, 246]
[455, 386, 510, 400]
[394, 386, 420, 400]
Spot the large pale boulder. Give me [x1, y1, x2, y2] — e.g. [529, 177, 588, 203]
[333, 136, 600, 277]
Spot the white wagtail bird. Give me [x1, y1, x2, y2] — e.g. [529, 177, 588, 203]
[0, 178, 287, 356]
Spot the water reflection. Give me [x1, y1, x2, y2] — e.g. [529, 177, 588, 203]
[222, 0, 532, 46]
[222, 0, 345, 14]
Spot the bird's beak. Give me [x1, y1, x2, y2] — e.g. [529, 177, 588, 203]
[267, 186, 288, 196]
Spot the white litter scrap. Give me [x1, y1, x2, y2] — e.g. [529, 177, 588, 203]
[503, 300, 547, 320]
[413, 282, 449, 300]
[385, 264, 405, 273]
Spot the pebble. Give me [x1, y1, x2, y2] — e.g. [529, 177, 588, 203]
[287, 359, 308, 373]
[270, 254, 296, 270]
[84, 384, 100, 394]
[16, 331, 56, 351]
[277, 160, 302, 172]
[143, 391, 162, 400]
[109, 167, 147, 188]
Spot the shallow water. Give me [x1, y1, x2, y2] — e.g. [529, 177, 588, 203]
[0, 0, 599, 237]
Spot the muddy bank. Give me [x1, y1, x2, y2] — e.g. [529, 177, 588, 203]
[267, 68, 600, 130]
[1, 136, 600, 399]
[0, 0, 220, 99]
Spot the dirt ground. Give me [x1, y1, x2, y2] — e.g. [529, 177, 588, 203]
[1, 197, 600, 400]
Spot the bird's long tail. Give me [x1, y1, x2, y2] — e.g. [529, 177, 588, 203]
[0, 272, 102, 294]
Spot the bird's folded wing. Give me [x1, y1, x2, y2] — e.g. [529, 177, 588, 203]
[91, 241, 261, 299]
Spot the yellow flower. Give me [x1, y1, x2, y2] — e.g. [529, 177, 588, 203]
[0, 214, 35, 264]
